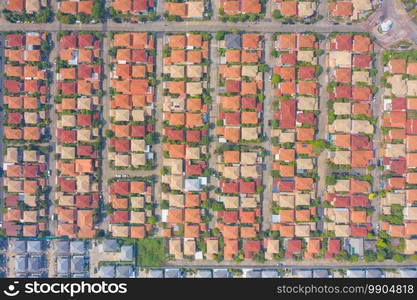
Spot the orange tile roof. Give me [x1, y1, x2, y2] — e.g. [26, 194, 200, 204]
[60, 1, 77, 14]
[240, 226, 257, 238]
[167, 209, 184, 223]
[279, 164, 294, 177]
[278, 34, 296, 50]
[170, 49, 186, 63]
[280, 209, 294, 223]
[78, 0, 93, 14]
[168, 144, 186, 158]
[353, 35, 371, 53]
[295, 177, 313, 191]
[334, 134, 351, 148]
[298, 34, 316, 48]
[75, 159, 93, 173]
[295, 209, 310, 222]
[296, 127, 314, 141]
[224, 127, 240, 143]
[280, 1, 297, 17]
[331, 1, 352, 17]
[351, 150, 373, 168]
[242, 34, 259, 49]
[220, 65, 241, 79]
[223, 225, 239, 239]
[187, 50, 202, 63]
[223, 150, 240, 164]
[169, 35, 186, 48]
[186, 34, 202, 48]
[225, 49, 241, 63]
[279, 224, 295, 237]
[407, 62, 417, 76]
[184, 209, 201, 223]
[241, 50, 259, 63]
[166, 2, 187, 18]
[23, 127, 40, 141]
[351, 210, 367, 224]
[241, 0, 261, 13]
[350, 179, 369, 194]
[241, 81, 257, 95]
[389, 59, 407, 74]
[241, 111, 258, 124]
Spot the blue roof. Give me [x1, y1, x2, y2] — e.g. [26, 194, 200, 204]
[71, 256, 85, 273]
[27, 241, 42, 254]
[15, 256, 27, 273]
[70, 241, 86, 254]
[57, 257, 70, 274]
[55, 241, 70, 254]
[99, 265, 115, 278]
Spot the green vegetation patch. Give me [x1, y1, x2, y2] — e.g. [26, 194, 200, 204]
[137, 238, 167, 267]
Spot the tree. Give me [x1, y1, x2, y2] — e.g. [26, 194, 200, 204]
[271, 74, 280, 85]
[272, 10, 282, 20]
[252, 251, 265, 263]
[256, 185, 264, 194]
[392, 254, 405, 263]
[258, 64, 269, 72]
[160, 200, 169, 209]
[364, 250, 377, 263]
[91, 0, 105, 21]
[215, 31, 226, 41]
[35, 9, 52, 23]
[144, 133, 155, 145]
[212, 228, 220, 235]
[212, 201, 224, 212]
[105, 129, 115, 138]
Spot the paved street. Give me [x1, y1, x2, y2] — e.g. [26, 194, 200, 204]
[2, 0, 417, 271]
[48, 32, 59, 236]
[261, 34, 274, 232]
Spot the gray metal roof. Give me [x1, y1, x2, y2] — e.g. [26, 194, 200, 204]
[313, 269, 330, 278]
[184, 179, 201, 192]
[349, 238, 364, 256]
[28, 256, 43, 273]
[225, 34, 242, 49]
[0, 239, 7, 250]
[366, 269, 383, 278]
[116, 265, 133, 278]
[99, 265, 115, 278]
[15, 256, 27, 273]
[55, 240, 70, 254]
[245, 270, 261, 278]
[27, 241, 42, 254]
[70, 241, 86, 255]
[102, 239, 120, 252]
[261, 270, 279, 278]
[164, 268, 181, 278]
[346, 269, 365, 278]
[71, 256, 85, 274]
[57, 257, 70, 274]
[213, 269, 229, 278]
[294, 270, 313, 278]
[120, 245, 134, 261]
[147, 269, 164, 278]
[400, 269, 417, 278]
[195, 270, 212, 278]
[12, 240, 26, 254]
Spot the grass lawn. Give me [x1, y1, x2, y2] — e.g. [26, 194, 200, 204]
[137, 238, 167, 267]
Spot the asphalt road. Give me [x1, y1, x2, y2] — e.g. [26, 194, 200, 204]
[0, 19, 364, 33]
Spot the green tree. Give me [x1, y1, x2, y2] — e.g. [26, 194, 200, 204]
[91, 0, 105, 21]
[271, 74, 281, 85]
[105, 129, 115, 138]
